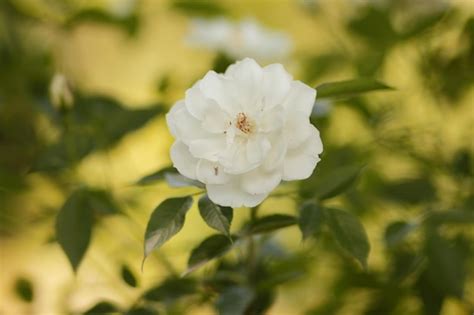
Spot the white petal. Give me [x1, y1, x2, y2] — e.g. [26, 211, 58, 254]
[196, 159, 231, 184]
[165, 100, 184, 138]
[170, 141, 199, 180]
[258, 108, 284, 133]
[262, 63, 292, 109]
[285, 111, 311, 149]
[207, 178, 268, 207]
[188, 136, 227, 162]
[283, 81, 316, 116]
[262, 133, 287, 171]
[168, 101, 209, 143]
[225, 58, 263, 112]
[220, 142, 256, 174]
[240, 167, 282, 195]
[199, 71, 239, 115]
[201, 107, 232, 133]
[185, 84, 215, 120]
[246, 135, 271, 165]
[282, 125, 323, 180]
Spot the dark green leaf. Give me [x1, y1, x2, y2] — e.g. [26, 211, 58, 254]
[143, 277, 197, 303]
[212, 53, 235, 73]
[244, 290, 275, 315]
[316, 79, 393, 99]
[84, 189, 121, 216]
[65, 9, 139, 36]
[84, 301, 119, 314]
[198, 195, 233, 237]
[427, 209, 474, 225]
[380, 177, 436, 204]
[216, 286, 254, 315]
[55, 190, 94, 271]
[424, 232, 465, 298]
[384, 221, 418, 247]
[315, 165, 363, 200]
[14, 278, 33, 302]
[247, 215, 297, 235]
[186, 234, 235, 274]
[143, 197, 193, 258]
[126, 306, 158, 315]
[324, 208, 370, 269]
[33, 97, 162, 172]
[135, 166, 176, 185]
[121, 265, 137, 288]
[298, 202, 325, 240]
[171, 0, 226, 17]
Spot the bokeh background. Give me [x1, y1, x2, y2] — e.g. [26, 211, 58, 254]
[0, 0, 473, 314]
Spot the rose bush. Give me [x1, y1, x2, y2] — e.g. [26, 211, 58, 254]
[166, 58, 323, 207]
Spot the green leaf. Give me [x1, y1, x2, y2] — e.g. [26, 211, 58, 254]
[424, 232, 465, 298]
[427, 209, 474, 226]
[316, 79, 393, 99]
[14, 278, 33, 302]
[33, 97, 162, 172]
[143, 197, 193, 258]
[384, 221, 418, 247]
[216, 286, 254, 315]
[143, 277, 197, 303]
[324, 208, 370, 269]
[55, 190, 94, 272]
[186, 234, 235, 274]
[65, 9, 139, 36]
[298, 202, 325, 240]
[171, 0, 226, 17]
[135, 165, 176, 185]
[247, 215, 297, 235]
[198, 195, 233, 237]
[84, 301, 120, 314]
[380, 177, 436, 204]
[315, 165, 363, 200]
[121, 265, 137, 288]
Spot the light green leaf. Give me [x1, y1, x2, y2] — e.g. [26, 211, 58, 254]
[316, 78, 393, 99]
[298, 202, 325, 240]
[143, 197, 193, 258]
[324, 208, 370, 269]
[186, 234, 235, 275]
[315, 165, 363, 200]
[135, 165, 176, 185]
[55, 190, 94, 272]
[198, 195, 233, 237]
[247, 215, 297, 235]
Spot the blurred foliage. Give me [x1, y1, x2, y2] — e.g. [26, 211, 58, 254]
[0, 0, 473, 314]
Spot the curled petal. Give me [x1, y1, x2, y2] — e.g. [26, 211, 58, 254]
[196, 159, 231, 184]
[283, 81, 316, 116]
[207, 178, 267, 207]
[241, 167, 282, 195]
[262, 63, 292, 109]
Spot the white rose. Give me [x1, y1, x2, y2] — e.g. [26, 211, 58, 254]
[186, 18, 292, 62]
[166, 58, 323, 207]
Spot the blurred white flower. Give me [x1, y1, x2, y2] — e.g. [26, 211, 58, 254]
[166, 58, 322, 207]
[49, 73, 73, 109]
[186, 18, 292, 62]
[107, 0, 136, 18]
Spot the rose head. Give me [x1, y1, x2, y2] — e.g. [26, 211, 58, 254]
[166, 58, 323, 207]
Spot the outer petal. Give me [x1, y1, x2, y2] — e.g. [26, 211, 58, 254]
[262, 63, 292, 109]
[201, 107, 232, 133]
[170, 140, 199, 180]
[207, 178, 268, 207]
[185, 84, 214, 120]
[196, 159, 231, 184]
[240, 167, 282, 195]
[262, 133, 287, 172]
[168, 101, 209, 143]
[225, 58, 263, 112]
[282, 81, 316, 116]
[282, 125, 323, 180]
[284, 111, 312, 149]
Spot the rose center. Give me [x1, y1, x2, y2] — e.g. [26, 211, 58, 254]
[235, 112, 254, 134]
